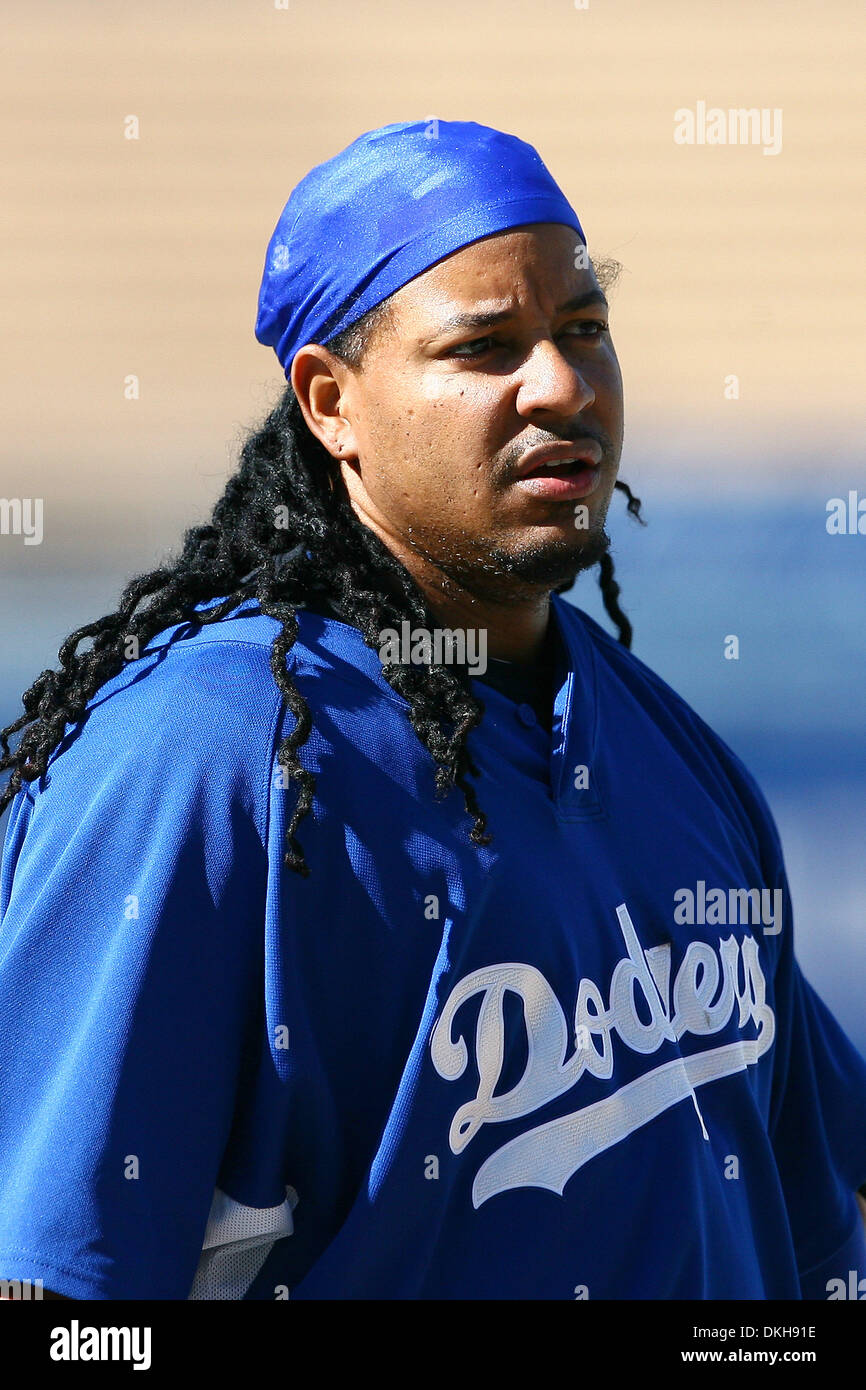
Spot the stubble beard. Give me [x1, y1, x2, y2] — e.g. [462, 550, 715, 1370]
[402, 513, 613, 606]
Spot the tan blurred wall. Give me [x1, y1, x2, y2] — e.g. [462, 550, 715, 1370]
[2, 0, 864, 564]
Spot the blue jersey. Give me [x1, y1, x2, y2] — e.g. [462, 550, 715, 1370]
[1, 592, 865, 1300]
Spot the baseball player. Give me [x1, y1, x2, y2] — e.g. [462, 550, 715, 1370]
[1, 120, 865, 1300]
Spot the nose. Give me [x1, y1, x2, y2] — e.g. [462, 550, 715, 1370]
[514, 338, 595, 419]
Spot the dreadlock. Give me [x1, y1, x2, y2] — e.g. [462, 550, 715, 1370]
[0, 259, 645, 877]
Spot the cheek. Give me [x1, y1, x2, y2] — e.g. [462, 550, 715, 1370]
[394, 380, 502, 478]
[598, 349, 624, 412]
[356, 372, 507, 517]
[417, 375, 505, 460]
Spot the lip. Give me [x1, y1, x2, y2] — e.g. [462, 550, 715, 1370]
[514, 439, 603, 478]
[513, 466, 601, 500]
[510, 438, 604, 500]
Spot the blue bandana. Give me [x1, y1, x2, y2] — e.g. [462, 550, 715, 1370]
[254, 119, 586, 379]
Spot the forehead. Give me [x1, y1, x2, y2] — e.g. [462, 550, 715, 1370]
[388, 223, 595, 330]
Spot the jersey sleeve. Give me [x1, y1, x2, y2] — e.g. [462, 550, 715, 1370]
[721, 745, 866, 1299]
[655, 684, 866, 1299]
[768, 900, 866, 1299]
[0, 640, 283, 1299]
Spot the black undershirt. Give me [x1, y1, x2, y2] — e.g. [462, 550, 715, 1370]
[299, 589, 559, 734]
[471, 621, 558, 733]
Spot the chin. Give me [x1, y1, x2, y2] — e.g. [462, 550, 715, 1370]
[503, 526, 611, 587]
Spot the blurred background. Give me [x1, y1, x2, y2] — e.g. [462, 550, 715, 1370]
[1, 0, 864, 1047]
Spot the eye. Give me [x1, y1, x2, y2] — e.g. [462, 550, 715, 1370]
[450, 336, 497, 358]
[448, 321, 610, 359]
[563, 319, 610, 339]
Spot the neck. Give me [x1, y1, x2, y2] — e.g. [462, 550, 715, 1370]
[423, 584, 551, 664]
[380, 539, 553, 662]
[342, 488, 561, 662]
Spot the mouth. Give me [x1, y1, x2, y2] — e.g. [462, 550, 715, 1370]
[513, 464, 600, 500]
[513, 454, 602, 501]
[510, 439, 604, 500]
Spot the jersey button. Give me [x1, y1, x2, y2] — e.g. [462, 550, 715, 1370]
[516, 703, 537, 727]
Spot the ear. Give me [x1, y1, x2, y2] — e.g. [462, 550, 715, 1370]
[290, 345, 359, 462]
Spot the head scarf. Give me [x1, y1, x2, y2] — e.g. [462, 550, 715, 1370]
[255, 118, 585, 379]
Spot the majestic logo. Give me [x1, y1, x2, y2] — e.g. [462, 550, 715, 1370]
[430, 902, 775, 1207]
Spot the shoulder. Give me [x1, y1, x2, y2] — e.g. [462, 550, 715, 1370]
[37, 594, 394, 798]
[77, 600, 288, 762]
[13, 600, 295, 844]
[143, 595, 398, 704]
[76, 593, 378, 735]
[3, 602, 301, 905]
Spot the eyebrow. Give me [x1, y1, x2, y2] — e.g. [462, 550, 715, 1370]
[426, 289, 610, 341]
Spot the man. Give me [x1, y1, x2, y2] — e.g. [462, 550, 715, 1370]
[1, 119, 865, 1300]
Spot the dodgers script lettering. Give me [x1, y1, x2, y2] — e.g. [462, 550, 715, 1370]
[430, 902, 775, 1207]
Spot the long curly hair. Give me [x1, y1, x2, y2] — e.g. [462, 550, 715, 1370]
[0, 262, 645, 876]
